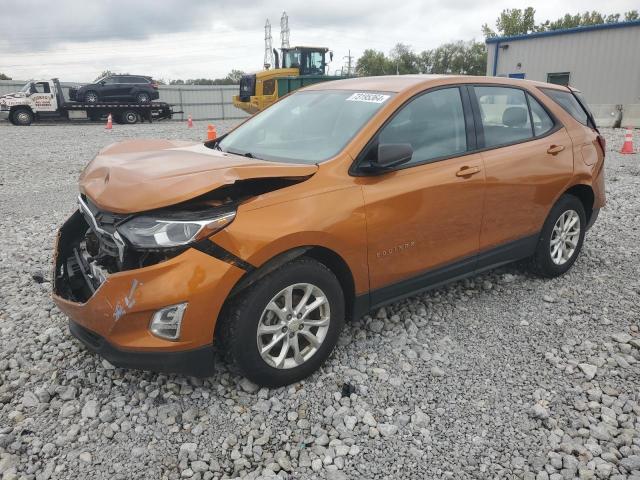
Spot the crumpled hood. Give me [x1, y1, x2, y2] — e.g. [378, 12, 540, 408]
[79, 139, 318, 213]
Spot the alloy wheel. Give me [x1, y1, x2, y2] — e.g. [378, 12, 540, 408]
[256, 283, 330, 369]
[550, 209, 581, 265]
[85, 92, 98, 103]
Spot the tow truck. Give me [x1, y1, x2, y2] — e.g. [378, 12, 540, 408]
[0, 78, 177, 126]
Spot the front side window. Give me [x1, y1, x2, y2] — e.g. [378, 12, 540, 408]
[34, 82, 50, 93]
[541, 88, 589, 126]
[475, 86, 532, 148]
[306, 52, 324, 74]
[283, 51, 302, 69]
[218, 90, 393, 163]
[377, 88, 467, 166]
[102, 77, 117, 84]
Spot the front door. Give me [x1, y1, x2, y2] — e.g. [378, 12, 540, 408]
[30, 82, 57, 112]
[471, 85, 574, 253]
[359, 87, 485, 306]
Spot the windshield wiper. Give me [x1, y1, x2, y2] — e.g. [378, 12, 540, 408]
[225, 148, 260, 159]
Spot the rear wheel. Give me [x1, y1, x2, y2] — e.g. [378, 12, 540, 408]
[12, 108, 33, 126]
[530, 194, 586, 277]
[120, 110, 139, 124]
[84, 91, 99, 103]
[217, 257, 345, 387]
[136, 92, 150, 103]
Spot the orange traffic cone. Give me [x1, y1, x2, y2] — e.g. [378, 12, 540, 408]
[105, 113, 113, 130]
[207, 124, 217, 140]
[620, 127, 636, 154]
[187, 114, 193, 128]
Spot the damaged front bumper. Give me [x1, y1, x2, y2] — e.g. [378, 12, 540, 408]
[52, 210, 246, 377]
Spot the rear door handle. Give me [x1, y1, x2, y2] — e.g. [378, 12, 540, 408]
[456, 166, 481, 177]
[547, 144, 565, 155]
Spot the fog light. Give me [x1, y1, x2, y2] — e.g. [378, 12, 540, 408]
[150, 303, 187, 340]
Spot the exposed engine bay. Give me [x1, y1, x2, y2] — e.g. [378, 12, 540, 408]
[54, 177, 307, 303]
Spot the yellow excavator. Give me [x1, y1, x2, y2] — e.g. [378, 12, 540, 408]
[233, 46, 346, 114]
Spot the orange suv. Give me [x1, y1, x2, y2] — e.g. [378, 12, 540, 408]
[53, 75, 605, 387]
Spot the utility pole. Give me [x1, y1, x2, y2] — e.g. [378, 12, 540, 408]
[280, 11, 290, 49]
[264, 19, 274, 69]
[343, 50, 353, 76]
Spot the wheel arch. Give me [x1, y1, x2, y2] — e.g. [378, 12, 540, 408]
[222, 244, 360, 326]
[563, 183, 594, 223]
[10, 104, 34, 115]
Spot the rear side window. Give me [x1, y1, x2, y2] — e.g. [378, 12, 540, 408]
[378, 87, 467, 166]
[474, 86, 532, 148]
[541, 88, 588, 126]
[527, 94, 554, 136]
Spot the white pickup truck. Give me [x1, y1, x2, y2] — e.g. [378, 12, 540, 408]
[0, 78, 176, 126]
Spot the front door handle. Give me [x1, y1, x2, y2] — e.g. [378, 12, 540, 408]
[456, 166, 481, 177]
[547, 144, 565, 155]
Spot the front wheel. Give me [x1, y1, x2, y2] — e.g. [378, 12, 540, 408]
[136, 92, 150, 103]
[12, 108, 33, 126]
[217, 257, 345, 387]
[530, 194, 586, 277]
[84, 91, 99, 103]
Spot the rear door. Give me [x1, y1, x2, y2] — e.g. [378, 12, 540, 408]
[359, 86, 486, 305]
[113, 76, 135, 100]
[471, 85, 574, 256]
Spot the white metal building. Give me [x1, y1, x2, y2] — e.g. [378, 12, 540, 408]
[485, 20, 640, 126]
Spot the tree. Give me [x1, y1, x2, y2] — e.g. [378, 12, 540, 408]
[483, 7, 536, 37]
[484, 7, 640, 37]
[625, 10, 639, 21]
[419, 41, 486, 75]
[355, 49, 393, 76]
[0, 73, 11, 80]
[225, 69, 245, 83]
[389, 43, 419, 74]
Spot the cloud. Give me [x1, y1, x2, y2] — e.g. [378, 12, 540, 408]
[0, 0, 219, 51]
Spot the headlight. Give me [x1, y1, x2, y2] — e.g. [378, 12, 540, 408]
[118, 208, 236, 249]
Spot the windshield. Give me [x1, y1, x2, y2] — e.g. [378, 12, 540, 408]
[218, 90, 393, 163]
[20, 82, 33, 93]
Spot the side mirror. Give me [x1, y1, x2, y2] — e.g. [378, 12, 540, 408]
[100, 80, 106, 85]
[373, 143, 413, 169]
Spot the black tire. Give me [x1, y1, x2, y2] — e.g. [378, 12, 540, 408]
[84, 91, 99, 103]
[217, 257, 345, 387]
[530, 194, 586, 278]
[120, 110, 139, 124]
[12, 108, 33, 126]
[136, 92, 150, 103]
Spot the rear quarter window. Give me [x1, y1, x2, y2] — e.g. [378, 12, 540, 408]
[540, 88, 589, 126]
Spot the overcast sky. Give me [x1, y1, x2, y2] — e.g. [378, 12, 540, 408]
[1, 0, 637, 82]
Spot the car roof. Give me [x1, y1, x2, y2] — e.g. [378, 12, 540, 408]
[303, 74, 570, 93]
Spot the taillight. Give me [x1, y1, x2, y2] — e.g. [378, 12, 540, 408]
[596, 134, 606, 156]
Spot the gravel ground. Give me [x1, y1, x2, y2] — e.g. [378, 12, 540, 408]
[0, 122, 639, 480]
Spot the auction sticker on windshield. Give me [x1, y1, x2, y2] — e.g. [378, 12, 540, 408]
[346, 92, 390, 103]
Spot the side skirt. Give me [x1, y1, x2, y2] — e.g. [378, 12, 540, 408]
[354, 234, 539, 316]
